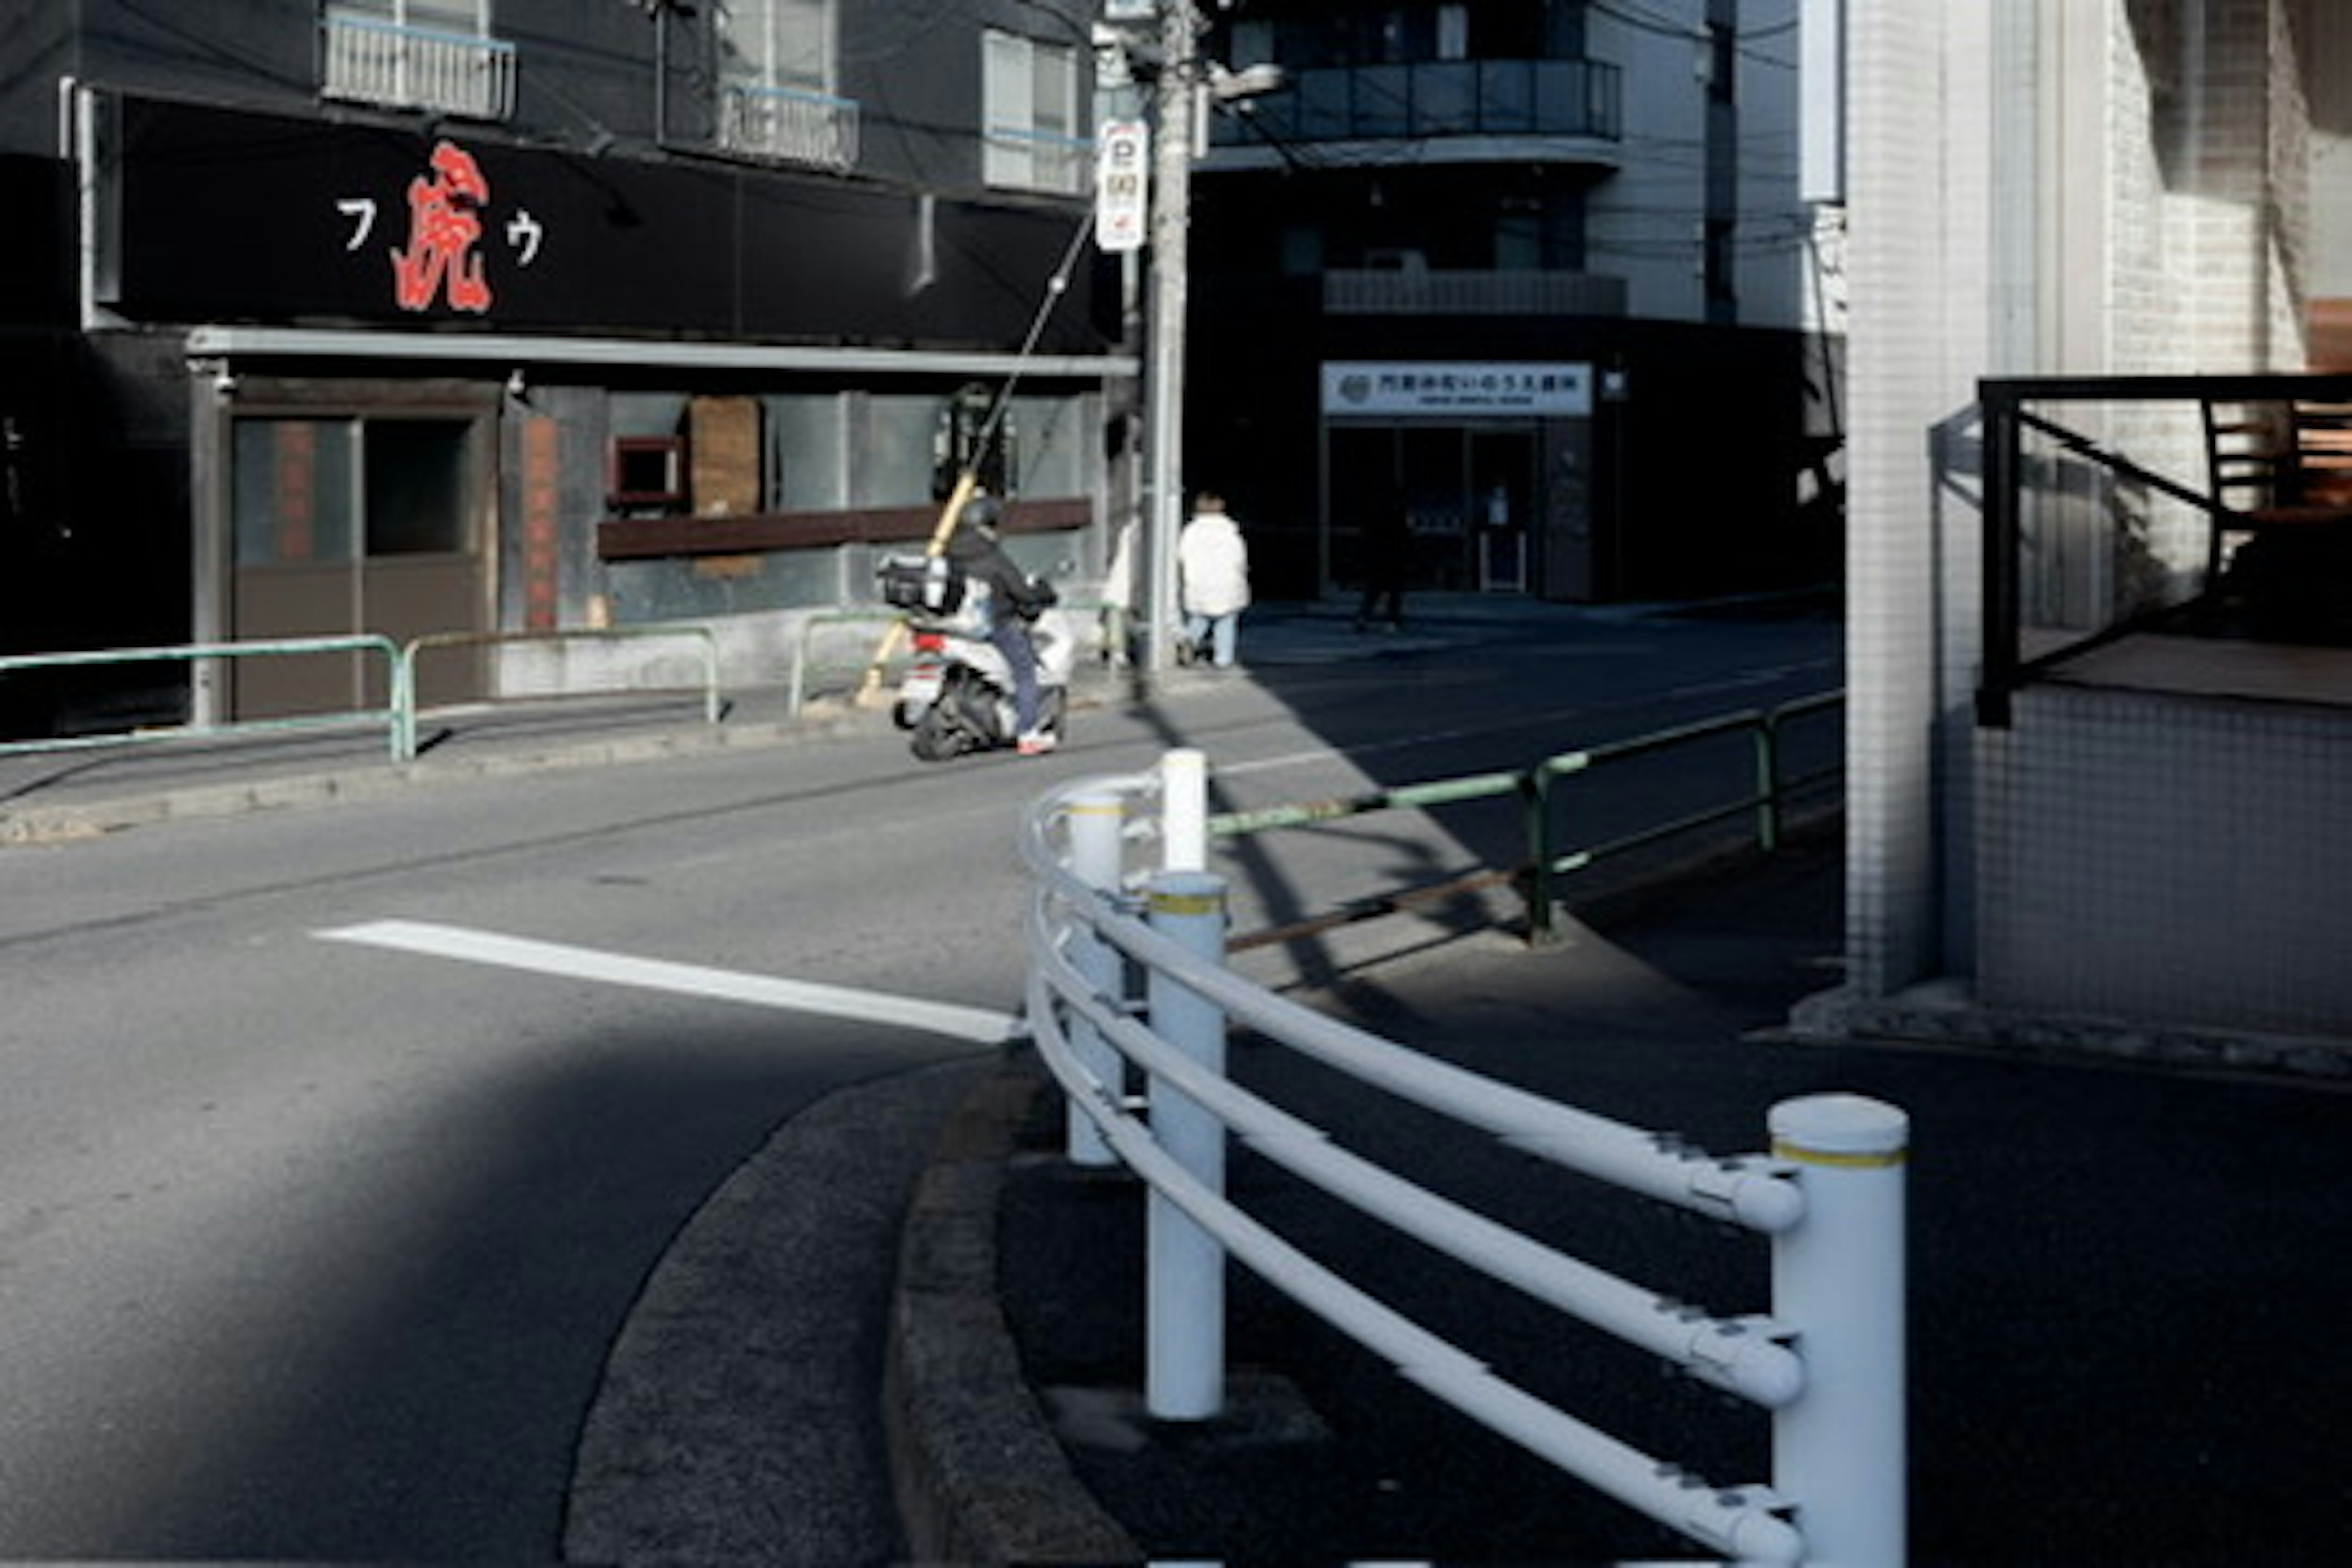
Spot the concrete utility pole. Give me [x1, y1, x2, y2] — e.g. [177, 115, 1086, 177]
[1140, 0, 1200, 680]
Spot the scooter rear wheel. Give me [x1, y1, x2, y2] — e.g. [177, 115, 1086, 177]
[910, 706, 969, 762]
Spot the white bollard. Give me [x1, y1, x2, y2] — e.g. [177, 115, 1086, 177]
[1063, 792, 1126, 1168]
[1771, 1093, 1909, 1567]
[1145, 869, 1227, 1420]
[1162, 747, 1208, 872]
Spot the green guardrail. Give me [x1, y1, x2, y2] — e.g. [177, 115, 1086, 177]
[398, 624, 723, 761]
[789, 609, 911, 720]
[1209, 690, 1844, 947]
[0, 625, 727, 767]
[0, 636, 409, 762]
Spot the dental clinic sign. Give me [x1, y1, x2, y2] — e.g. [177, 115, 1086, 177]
[1322, 361, 1594, 418]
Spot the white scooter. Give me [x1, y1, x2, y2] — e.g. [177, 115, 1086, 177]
[878, 554, 1076, 762]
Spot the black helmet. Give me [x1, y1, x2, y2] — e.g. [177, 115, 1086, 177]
[959, 495, 1003, 535]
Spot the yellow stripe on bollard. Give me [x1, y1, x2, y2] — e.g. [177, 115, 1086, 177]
[1149, 889, 1224, 918]
[1771, 1139, 1911, 1170]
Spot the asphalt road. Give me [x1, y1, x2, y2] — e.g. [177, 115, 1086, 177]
[0, 602, 1839, 1559]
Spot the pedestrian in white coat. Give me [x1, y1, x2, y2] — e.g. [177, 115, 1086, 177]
[1177, 491, 1251, 668]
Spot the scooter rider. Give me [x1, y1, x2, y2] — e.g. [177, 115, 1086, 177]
[944, 493, 1060, 755]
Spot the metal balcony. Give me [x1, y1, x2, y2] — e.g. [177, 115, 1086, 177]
[320, 11, 516, 121]
[718, 83, 861, 172]
[1212, 58, 1621, 153]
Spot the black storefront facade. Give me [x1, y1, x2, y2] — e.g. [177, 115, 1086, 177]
[12, 85, 1123, 729]
[1183, 268, 1838, 609]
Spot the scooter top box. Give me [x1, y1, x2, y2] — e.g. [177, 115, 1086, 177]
[877, 553, 966, 614]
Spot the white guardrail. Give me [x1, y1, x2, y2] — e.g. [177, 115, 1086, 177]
[1019, 749, 1908, 1566]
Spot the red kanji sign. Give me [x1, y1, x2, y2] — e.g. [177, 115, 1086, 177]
[392, 140, 492, 314]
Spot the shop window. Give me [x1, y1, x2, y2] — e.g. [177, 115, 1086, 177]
[609, 436, 687, 511]
[983, 30, 1085, 195]
[366, 419, 472, 554]
[235, 419, 356, 567]
[717, 0, 858, 168]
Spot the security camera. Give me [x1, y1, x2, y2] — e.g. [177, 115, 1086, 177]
[1207, 61, 1286, 101]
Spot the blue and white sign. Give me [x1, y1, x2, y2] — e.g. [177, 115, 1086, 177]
[1322, 361, 1594, 418]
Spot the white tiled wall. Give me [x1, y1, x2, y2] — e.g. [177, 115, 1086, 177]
[1844, 0, 2339, 1042]
[1980, 684, 2352, 1036]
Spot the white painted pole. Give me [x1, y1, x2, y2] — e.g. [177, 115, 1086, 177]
[1145, 868, 1227, 1420]
[1771, 1093, 1909, 1567]
[1162, 747, 1208, 871]
[1063, 791, 1126, 1168]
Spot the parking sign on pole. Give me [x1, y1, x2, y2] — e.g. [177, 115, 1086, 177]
[1096, 119, 1148, 254]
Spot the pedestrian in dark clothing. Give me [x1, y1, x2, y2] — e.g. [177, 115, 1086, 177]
[1356, 499, 1410, 632]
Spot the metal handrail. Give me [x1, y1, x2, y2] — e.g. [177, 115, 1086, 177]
[1019, 753, 1907, 1565]
[397, 624, 722, 761]
[0, 625, 726, 766]
[789, 609, 909, 719]
[0, 636, 407, 761]
[1976, 372, 2352, 726]
[1206, 690, 1844, 945]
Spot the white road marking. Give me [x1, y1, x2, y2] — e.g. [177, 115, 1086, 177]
[316, 919, 1020, 1045]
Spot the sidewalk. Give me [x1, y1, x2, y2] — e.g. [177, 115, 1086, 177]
[0, 593, 1728, 843]
[901, 818, 2352, 1565]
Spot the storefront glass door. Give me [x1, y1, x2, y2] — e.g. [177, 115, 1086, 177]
[1325, 423, 1539, 597]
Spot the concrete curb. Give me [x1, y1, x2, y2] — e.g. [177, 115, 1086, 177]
[0, 716, 831, 845]
[883, 1052, 1139, 1566]
[562, 1058, 989, 1567]
[1787, 982, 2352, 1080]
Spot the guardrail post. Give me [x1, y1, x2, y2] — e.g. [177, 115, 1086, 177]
[1162, 748, 1208, 872]
[789, 615, 821, 720]
[1521, 763, 1558, 946]
[1145, 867, 1227, 1420]
[1754, 709, 1782, 853]
[1770, 1093, 1909, 1567]
[1063, 791, 1126, 1169]
[695, 628, 723, 727]
[391, 641, 419, 763]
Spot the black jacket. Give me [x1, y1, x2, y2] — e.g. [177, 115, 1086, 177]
[946, 523, 1053, 622]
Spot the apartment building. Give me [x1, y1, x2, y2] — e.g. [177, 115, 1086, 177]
[1182, 0, 1836, 601]
[0, 0, 1121, 728]
[1822, 0, 2352, 1045]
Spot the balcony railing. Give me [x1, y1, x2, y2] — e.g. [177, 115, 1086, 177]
[320, 11, 516, 121]
[718, 82, 861, 172]
[1325, 266, 1627, 317]
[1975, 372, 2352, 726]
[1213, 58, 1621, 149]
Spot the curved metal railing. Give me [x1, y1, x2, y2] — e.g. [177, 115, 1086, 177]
[1019, 750, 1907, 1566]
